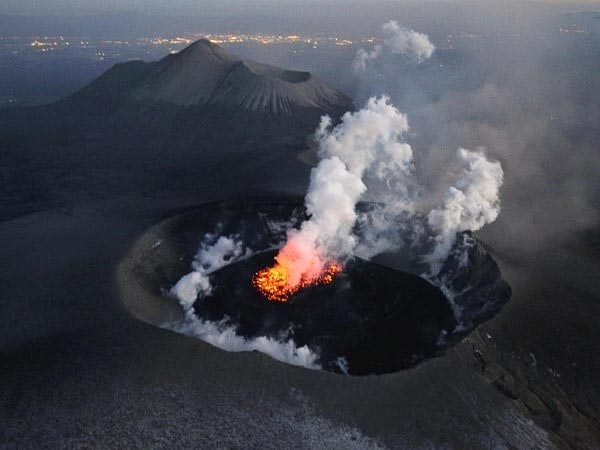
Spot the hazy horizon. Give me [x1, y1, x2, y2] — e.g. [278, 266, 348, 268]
[3, 0, 599, 17]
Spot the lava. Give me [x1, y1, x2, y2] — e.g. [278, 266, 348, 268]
[253, 260, 342, 302]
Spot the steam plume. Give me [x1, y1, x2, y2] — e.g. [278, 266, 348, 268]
[168, 96, 504, 367]
[270, 93, 504, 289]
[426, 148, 503, 271]
[174, 97, 504, 304]
[171, 234, 251, 310]
[165, 317, 319, 369]
[274, 96, 414, 288]
[354, 21, 435, 71]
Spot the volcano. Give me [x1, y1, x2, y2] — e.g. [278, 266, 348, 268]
[0, 41, 356, 204]
[70, 39, 354, 116]
[150, 198, 511, 375]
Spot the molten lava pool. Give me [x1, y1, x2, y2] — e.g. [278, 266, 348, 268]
[193, 250, 457, 375]
[253, 260, 342, 302]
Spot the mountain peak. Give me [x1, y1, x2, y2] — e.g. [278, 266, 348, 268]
[186, 38, 215, 49]
[73, 39, 354, 116]
[175, 39, 240, 64]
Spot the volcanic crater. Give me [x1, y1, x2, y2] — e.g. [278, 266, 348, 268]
[195, 249, 456, 375]
[120, 198, 511, 375]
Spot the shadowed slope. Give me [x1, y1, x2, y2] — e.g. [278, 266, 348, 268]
[72, 39, 354, 115]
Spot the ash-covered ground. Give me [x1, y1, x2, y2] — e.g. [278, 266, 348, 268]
[1, 134, 600, 448]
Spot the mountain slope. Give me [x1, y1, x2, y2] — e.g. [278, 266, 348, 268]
[0, 39, 355, 218]
[72, 39, 353, 116]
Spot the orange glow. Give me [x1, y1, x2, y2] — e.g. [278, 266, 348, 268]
[253, 259, 342, 302]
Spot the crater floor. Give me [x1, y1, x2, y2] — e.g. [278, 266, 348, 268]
[196, 250, 456, 375]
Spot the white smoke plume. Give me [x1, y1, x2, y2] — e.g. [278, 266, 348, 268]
[284, 96, 504, 283]
[191, 234, 249, 273]
[163, 317, 320, 369]
[273, 96, 414, 286]
[171, 271, 211, 311]
[354, 46, 383, 72]
[274, 94, 503, 286]
[382, 21, 435, 61]
[426, 148, 504, 271]
[171, 234, 252, 310]
[354, 21, 435, 71]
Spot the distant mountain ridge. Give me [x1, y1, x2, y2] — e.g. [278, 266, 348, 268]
[0, 39, 355, 205]
[72, 39, 353, 116]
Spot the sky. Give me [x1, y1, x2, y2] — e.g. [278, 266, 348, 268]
[2, 0, 598, 16]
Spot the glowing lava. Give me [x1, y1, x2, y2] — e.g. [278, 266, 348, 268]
[253, 259, 342, 302]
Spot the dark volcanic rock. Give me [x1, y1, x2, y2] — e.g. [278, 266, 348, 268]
[70, 39, 354, 117]
[435, 232, 513, 328]
[194, 250, 456, 375]
[0, 41, 354, 196]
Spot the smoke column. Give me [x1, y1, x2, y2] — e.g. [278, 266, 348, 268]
[426, 148, 504, 272]
[176, 100, 504, 304]
[267, 90, 504, 292]
[271, 96, 414, 290]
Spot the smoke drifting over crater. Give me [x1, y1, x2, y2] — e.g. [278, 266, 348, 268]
[346, 12, 600, 260]
[170, 93, 504, 356]
[169, 234, 321, 367]
[266, 92, 503, 283]
[171, 234, 252, 310]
